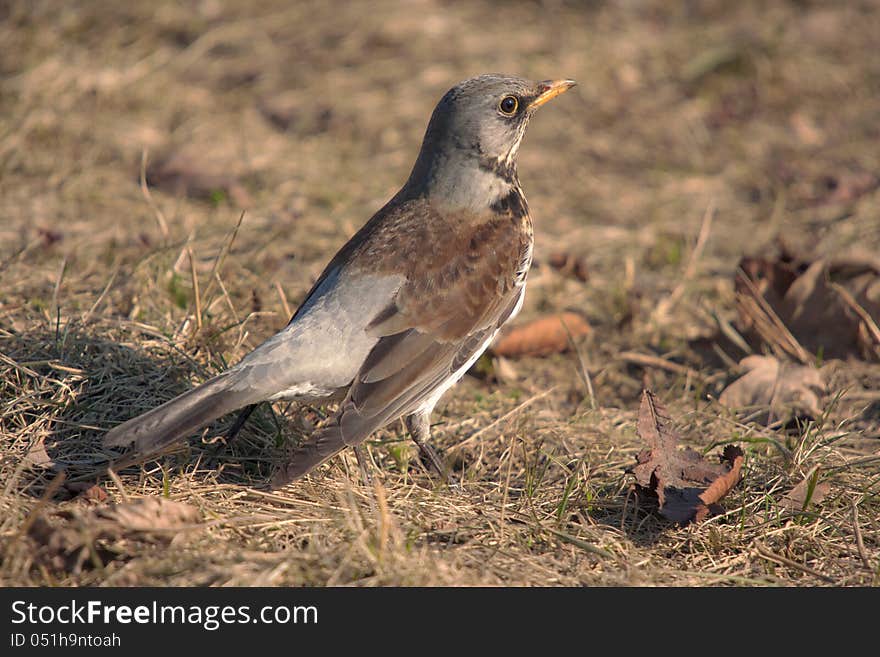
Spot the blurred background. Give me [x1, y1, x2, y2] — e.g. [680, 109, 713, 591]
[3, 0, 878, 351]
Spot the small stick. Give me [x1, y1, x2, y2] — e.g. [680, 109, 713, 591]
[653, 199, 715, 321]
[275, 280, 292, 319]
[736, 270, 811, 364]
[200, 210, 245, 306]
[618, 350, 708, 382]
[498, 434, 517, 544]
[561, 315, 596, 409]
[17, 471, 67, 539]
[140, 148, 170, 242]
[831, 282, 880, 351]
[753, 540, 835, 583]
[106, 467, 130, 503]
[186, 245, 202, 332]
[850, 498, 872, 571]
[82, 264, 120, 324]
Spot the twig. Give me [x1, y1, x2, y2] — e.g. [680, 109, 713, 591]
[275, 280, 292, 319]
[82, 263, 120, 324]
[140, 148, 170, 242]
[653, 198, 715, 322]
[200, 210, 245, 307]
[850, 499, 872, 571]
[542, 525, 614, 560]
[830, 281, 880, 352]
[106, 467, 130, 503]
[618, 350, 708, 382]
[186, 245, 202, 332]
[499, 434, 517, 544]
[561, 315, 596, 409]
[753, 540, 835, 583]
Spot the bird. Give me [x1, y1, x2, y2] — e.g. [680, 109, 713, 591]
[104, 74, 575, 488]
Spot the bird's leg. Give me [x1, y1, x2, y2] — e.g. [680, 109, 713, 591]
[404, 412, 449, 483]
[352, 444, 373, 486]
[226, 403, 258, 442]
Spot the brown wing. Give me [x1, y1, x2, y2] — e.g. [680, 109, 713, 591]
[273, 195, 532, 485]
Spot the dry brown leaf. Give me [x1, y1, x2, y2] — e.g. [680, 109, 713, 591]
[547, 252, 589, 282]
[94, 497, 202, 532]
[146, 149, 252, 207]
[24, 436, 56, 469]
[27, 497, 202, 574]
[492, 312, 590, 358]
[64, 482, 110, 503]
[627, 390, 744, 524]
[719, 355, 825, 422]
[735, 248, 880, 361]
[780, 468, 830, 512]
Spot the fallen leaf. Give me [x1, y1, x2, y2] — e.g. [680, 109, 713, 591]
[64, 482, 109, 504]
[27, 497, 202, 574]
[492, 312, 590, 358]
[24, 436, 56, 469]
[146, 149, 252, 207]
[93, 497, 201, 533]
[546, 252, 589, 282]
[719, 355, 825, 422]
[627, 390, 743, 524]
[735, 246, 880, 361]
[780, 468, 830, 513]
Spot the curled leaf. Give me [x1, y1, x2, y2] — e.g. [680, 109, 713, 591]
[146, 149, 252, 207]
[780, 468, 830, 513]
[719, 355, 825, 422]
[735, 249, 880, 361]
[24, 436, 57, 470]
[492, 312, 590, 358]
[27, 497, 202, 575]
[627, 390, 743, 524]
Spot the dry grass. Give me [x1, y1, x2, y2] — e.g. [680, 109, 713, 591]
[2, 0, 879, 586]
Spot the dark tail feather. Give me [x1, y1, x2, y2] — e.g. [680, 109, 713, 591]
[271, 424, 348, 488]
[104, 371, 257, 458]
[271, 401, 389, 488]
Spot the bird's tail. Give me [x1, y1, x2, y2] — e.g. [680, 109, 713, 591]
[271, 423, 348, 488]
[104, 370, 258, 458]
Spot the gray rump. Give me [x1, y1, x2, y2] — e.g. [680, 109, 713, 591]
[229, 268, 404, 401]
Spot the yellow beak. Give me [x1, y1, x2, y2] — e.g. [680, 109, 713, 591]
[530, 79, 577, 109]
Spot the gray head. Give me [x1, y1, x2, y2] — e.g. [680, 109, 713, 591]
[401, 74, 576, 210]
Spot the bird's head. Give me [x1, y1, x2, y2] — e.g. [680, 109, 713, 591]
[402, 74, 576, 209]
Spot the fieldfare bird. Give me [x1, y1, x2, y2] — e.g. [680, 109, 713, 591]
[104, 74, 575, 487]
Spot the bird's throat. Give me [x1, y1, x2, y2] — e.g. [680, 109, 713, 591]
[411, 156, 518, 214]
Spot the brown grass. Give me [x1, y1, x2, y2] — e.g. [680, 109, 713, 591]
[1, 0, 879, 586]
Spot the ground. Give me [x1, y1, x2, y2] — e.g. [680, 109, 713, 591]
[1, 0, 879, 586]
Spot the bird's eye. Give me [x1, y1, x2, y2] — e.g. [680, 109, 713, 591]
[499, 95, 519, 115]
